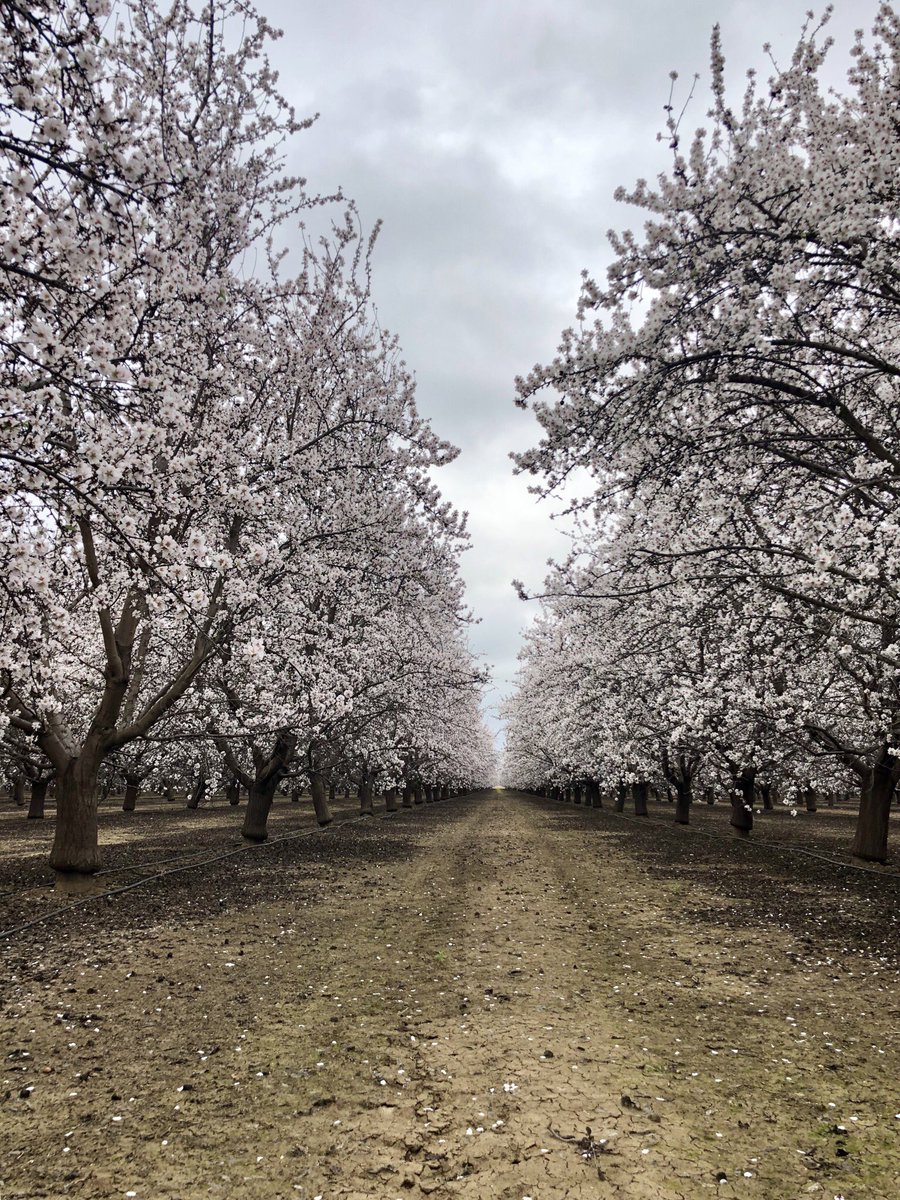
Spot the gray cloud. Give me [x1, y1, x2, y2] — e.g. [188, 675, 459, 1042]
[259, 0, 880, 739]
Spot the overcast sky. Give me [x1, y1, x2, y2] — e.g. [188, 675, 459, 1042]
[258, 0, 880, 739]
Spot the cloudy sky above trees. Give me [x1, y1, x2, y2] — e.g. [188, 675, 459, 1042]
[258, 0, 878, 735]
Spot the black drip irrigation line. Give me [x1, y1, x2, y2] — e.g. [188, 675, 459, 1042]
[0, 803, 432, 942]
[547, 796, 900, 880]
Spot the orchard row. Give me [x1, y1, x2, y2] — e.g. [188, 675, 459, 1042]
[0, 0, 494, 884]
[504, 7, 900, 862]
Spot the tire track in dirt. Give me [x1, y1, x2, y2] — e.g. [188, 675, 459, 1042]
[2, 791, 899, 1199]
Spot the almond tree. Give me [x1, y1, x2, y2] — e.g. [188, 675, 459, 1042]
[0, 0, 330, 882]
[513, 8, 900, 860]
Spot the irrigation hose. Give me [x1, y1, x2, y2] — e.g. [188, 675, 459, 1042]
[544, 795, 900, 880]
[0, 804, 416, 941]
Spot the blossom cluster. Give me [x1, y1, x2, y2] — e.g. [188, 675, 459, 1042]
[0, 0, 495, 873]
[505, 6, 900, 862]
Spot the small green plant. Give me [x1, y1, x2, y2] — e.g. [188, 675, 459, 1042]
[436, 949, 447, 964]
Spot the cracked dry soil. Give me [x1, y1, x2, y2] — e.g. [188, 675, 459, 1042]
[2, 790, 899, 1199]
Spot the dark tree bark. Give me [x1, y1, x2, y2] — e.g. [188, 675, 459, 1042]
[804, 783, 818, 813]
[402, 782, 413, 808]
[12, 775, 26, 807]
[27, 777, 50, 820]
[241, 732, 297, 842]
[384, 787, 399, 813]
[228, 776, 242, 806]
[760, 783, 774, 811]
[673, 777, 692, 825]
[729, 767, 756, 837]
[572, 783, 582, 805]
[122, 774, 142, 812]
[413, 783, 424, 805]
[632, 780, 649, 817]
[851, 749, 899, 863]
[186, 767, 206, 810]
[614, 783, 627, 812]
[50, 753, 103, 876]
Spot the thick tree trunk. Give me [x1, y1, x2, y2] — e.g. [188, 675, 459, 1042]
[674, 777, 692, 825]
[804, 784, 818, 813]
[27, 778, 50, 820]
[413, 784, 424, 805]
[851, 752, 898, 863]
[586, 779, 601, 808]
[384, 787, 399, 813]
[50, 757, 103, 879]
[572, 783, 582, 805]
[730, 768, 756, 837]
[632, 780, 649, 817]
[13, 775, 26, 807]
[122, 776, 140, 812]
[290, 787, 300, 804]
[310, 770, 333, 827]
[614, 783, 627, 812]
[402, 783, 413, 808]
[760, 783, 774, 811]
[359, 775, 375, 817]
[441, 783, 450, 800]
[328, 781, 336, 802]
[242, 777, 278, 842]
[227, 777, 242, 806]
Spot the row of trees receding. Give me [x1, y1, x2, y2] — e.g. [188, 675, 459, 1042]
[0, 0, 495, 887]
[504, 7, 900, 862]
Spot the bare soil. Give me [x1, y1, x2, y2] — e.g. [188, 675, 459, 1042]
[1, 790, 899, 1199]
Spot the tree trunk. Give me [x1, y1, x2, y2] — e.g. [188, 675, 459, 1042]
[328, 781, 336, 802]
[674, 777, 691, 825]
[804, 784, 818, 813]
[122, 776, 140, 812]
[27, 778, 50, 820]
[290, 787, 300, 804]
[384, 787, 399, 813]
[572, 783, 582, 805]
[242, 777, 278, 842]
[50, 757, 103, 879]
[632, 780, 649, 817]
[586, 779, 601, 808]
[760, 783, 774, 811]
[359, 775, 375, 817]
[851, 751, 898, 863]
[12, 775, 26, 807]
[310, 770, 333, 827]
[402, 782, 413, 808]
[413, 784, 424, 805]
[730, 768, 756, 837]
[186, 769, 206, 810]
[614, 783, 627, 812]
[227, 777, 241, 806]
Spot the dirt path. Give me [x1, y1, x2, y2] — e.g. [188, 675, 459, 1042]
[2, 791, 899, 1199]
